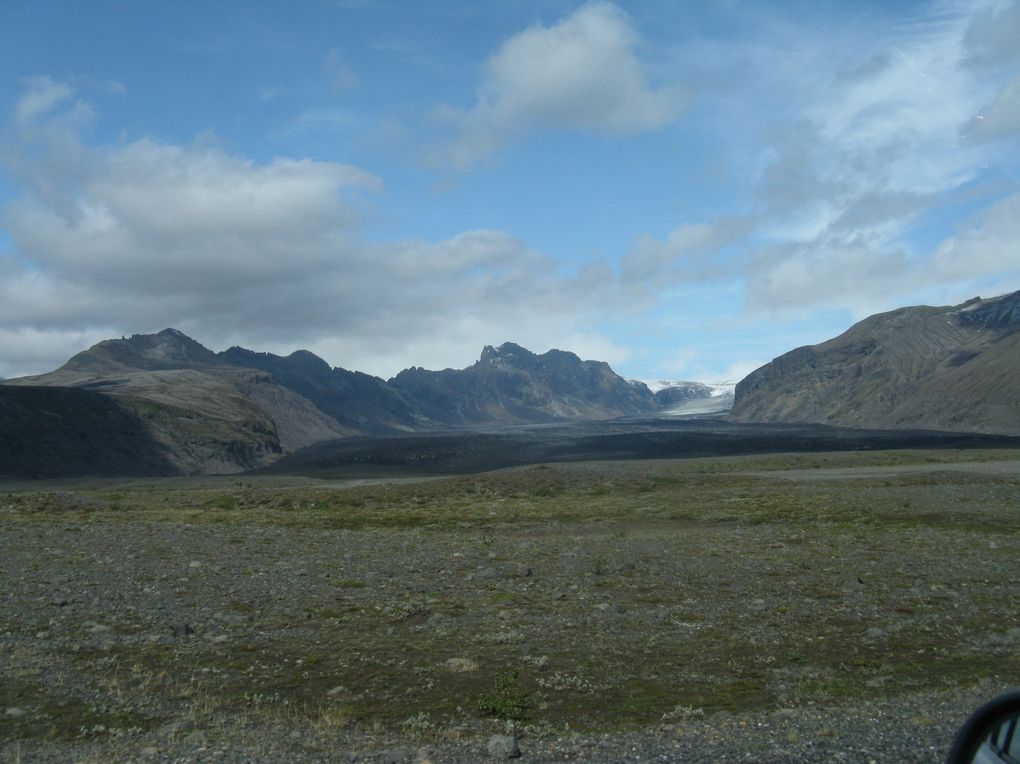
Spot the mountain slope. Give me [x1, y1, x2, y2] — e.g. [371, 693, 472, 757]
[0, 385, 179, 478]
[219, 347, 424, 434]
[3, 332, 666, 476]
[389, 342, 657, 425]
[6, 330, 351, 474]
[730, 291, 1020, 434]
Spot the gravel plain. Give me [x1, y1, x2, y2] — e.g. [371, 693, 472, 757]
[2, 449, 1020, 763]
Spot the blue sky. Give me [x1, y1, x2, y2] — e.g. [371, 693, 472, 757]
[1, 0, 1019, 382]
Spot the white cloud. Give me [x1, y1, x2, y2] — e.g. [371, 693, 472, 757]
[3, 139, 381, 295]
[436, 2, 684, 166]
[621, 217, 754, 287]
[14, 75, 73, 126]
[0, 83, 633, 379]
[719, 359, 768, 383]
[730, 1, 1020, 317]
[325, 49, 360, 93]
[962, 0, 1020, 69]
[964, 75, 1020, 141]
[0, 326, 115, 381]
[747, 240, 916, 317]
[934, 192, 1020, 280]
[806, 20, 990, 197]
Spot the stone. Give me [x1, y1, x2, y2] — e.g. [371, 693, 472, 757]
[414, 746, 438, 764]
[487, 734, 521, 759]
[595, 603, 625, 614]
[476, 566, 499, 580]
[502, 563, 532, 578]
[864, 627, 887, 639]
[846, 575, 866, 590]
[5, 707, 26, 717]
[444, 657, 478, 673]
[158, 720, 194, 738]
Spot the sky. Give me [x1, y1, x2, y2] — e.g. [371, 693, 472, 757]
[1, 0, 1019, 383]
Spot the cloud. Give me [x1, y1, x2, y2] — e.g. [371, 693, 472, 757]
[14, 75, 73, 126]
[620, 217, 754, 288]
[962, 0, 1020, 69]
[436, 2, 684, 166]
[0, 326, 118, 381]
[3, 139, 381, 295]
[325, 49, 360, 93]
[726, 1, 1020, 317]
[746, 239, 916, 317]
[0, 82, 631, 379]
[963, 75, 1020, 141]
[934, 192, 1020, 281]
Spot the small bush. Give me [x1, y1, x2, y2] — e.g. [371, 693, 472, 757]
[475, 670, 531, 722]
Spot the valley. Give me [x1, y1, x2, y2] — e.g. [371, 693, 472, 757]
[3, 446, 1019, 762]
[3, 292, 1020, 761]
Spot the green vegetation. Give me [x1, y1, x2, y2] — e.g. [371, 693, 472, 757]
[2, 447, 1019, 747]
[474, 671, 532, 722]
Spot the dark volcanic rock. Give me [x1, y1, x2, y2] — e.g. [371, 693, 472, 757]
[389, 342, 656, 426]
[730, 290, 1020, 435]
[0, 385, 179, 478]
[61, 328, 228, 373]
[261, 419, 1020, 479]
[6, 333, 350, 475]
[2, 332, 687, 478]
[219, 347, 424, 434]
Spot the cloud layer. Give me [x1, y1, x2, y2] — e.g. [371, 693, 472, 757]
[435, 2, 683, 167]
[2, 2, 1019, 384]
[0, 80, 630, 379]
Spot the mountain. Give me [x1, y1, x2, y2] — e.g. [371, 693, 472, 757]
[6, 330, 351, 475]
[2, 332, 666, 477]
[730, 291, 1020, 434]
[57, 327, 225, 373]
[646, 380, 736, 416]
[388, 342, 657, 425]
[219, 347, 425, 434]
[0, 385, 178, 479]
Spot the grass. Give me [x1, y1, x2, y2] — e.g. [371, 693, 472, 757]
[2, 447, 1019, 746]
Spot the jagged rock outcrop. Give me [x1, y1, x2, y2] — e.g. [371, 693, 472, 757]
[730, 291, 1020, 434]
[3, 332, 665, 476]
[389, 342, 657, 425]
[652, 382, 716, 409]
[219, 347, 424, 434]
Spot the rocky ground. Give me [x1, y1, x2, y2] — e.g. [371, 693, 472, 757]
[2, 449, 1020, 762]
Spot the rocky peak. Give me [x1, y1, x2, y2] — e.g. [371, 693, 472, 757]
[479, 342, 535, 366]
[730, 289, 1020, 435]
[63, 328, 223, 373]
[954, 290, 1020, 330]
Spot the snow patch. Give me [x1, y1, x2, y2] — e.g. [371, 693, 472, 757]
[635, 379, 737, 397]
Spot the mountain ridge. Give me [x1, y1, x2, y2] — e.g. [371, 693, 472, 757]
[730, 290, 1020, 435]
[3, 331, 710, 477]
